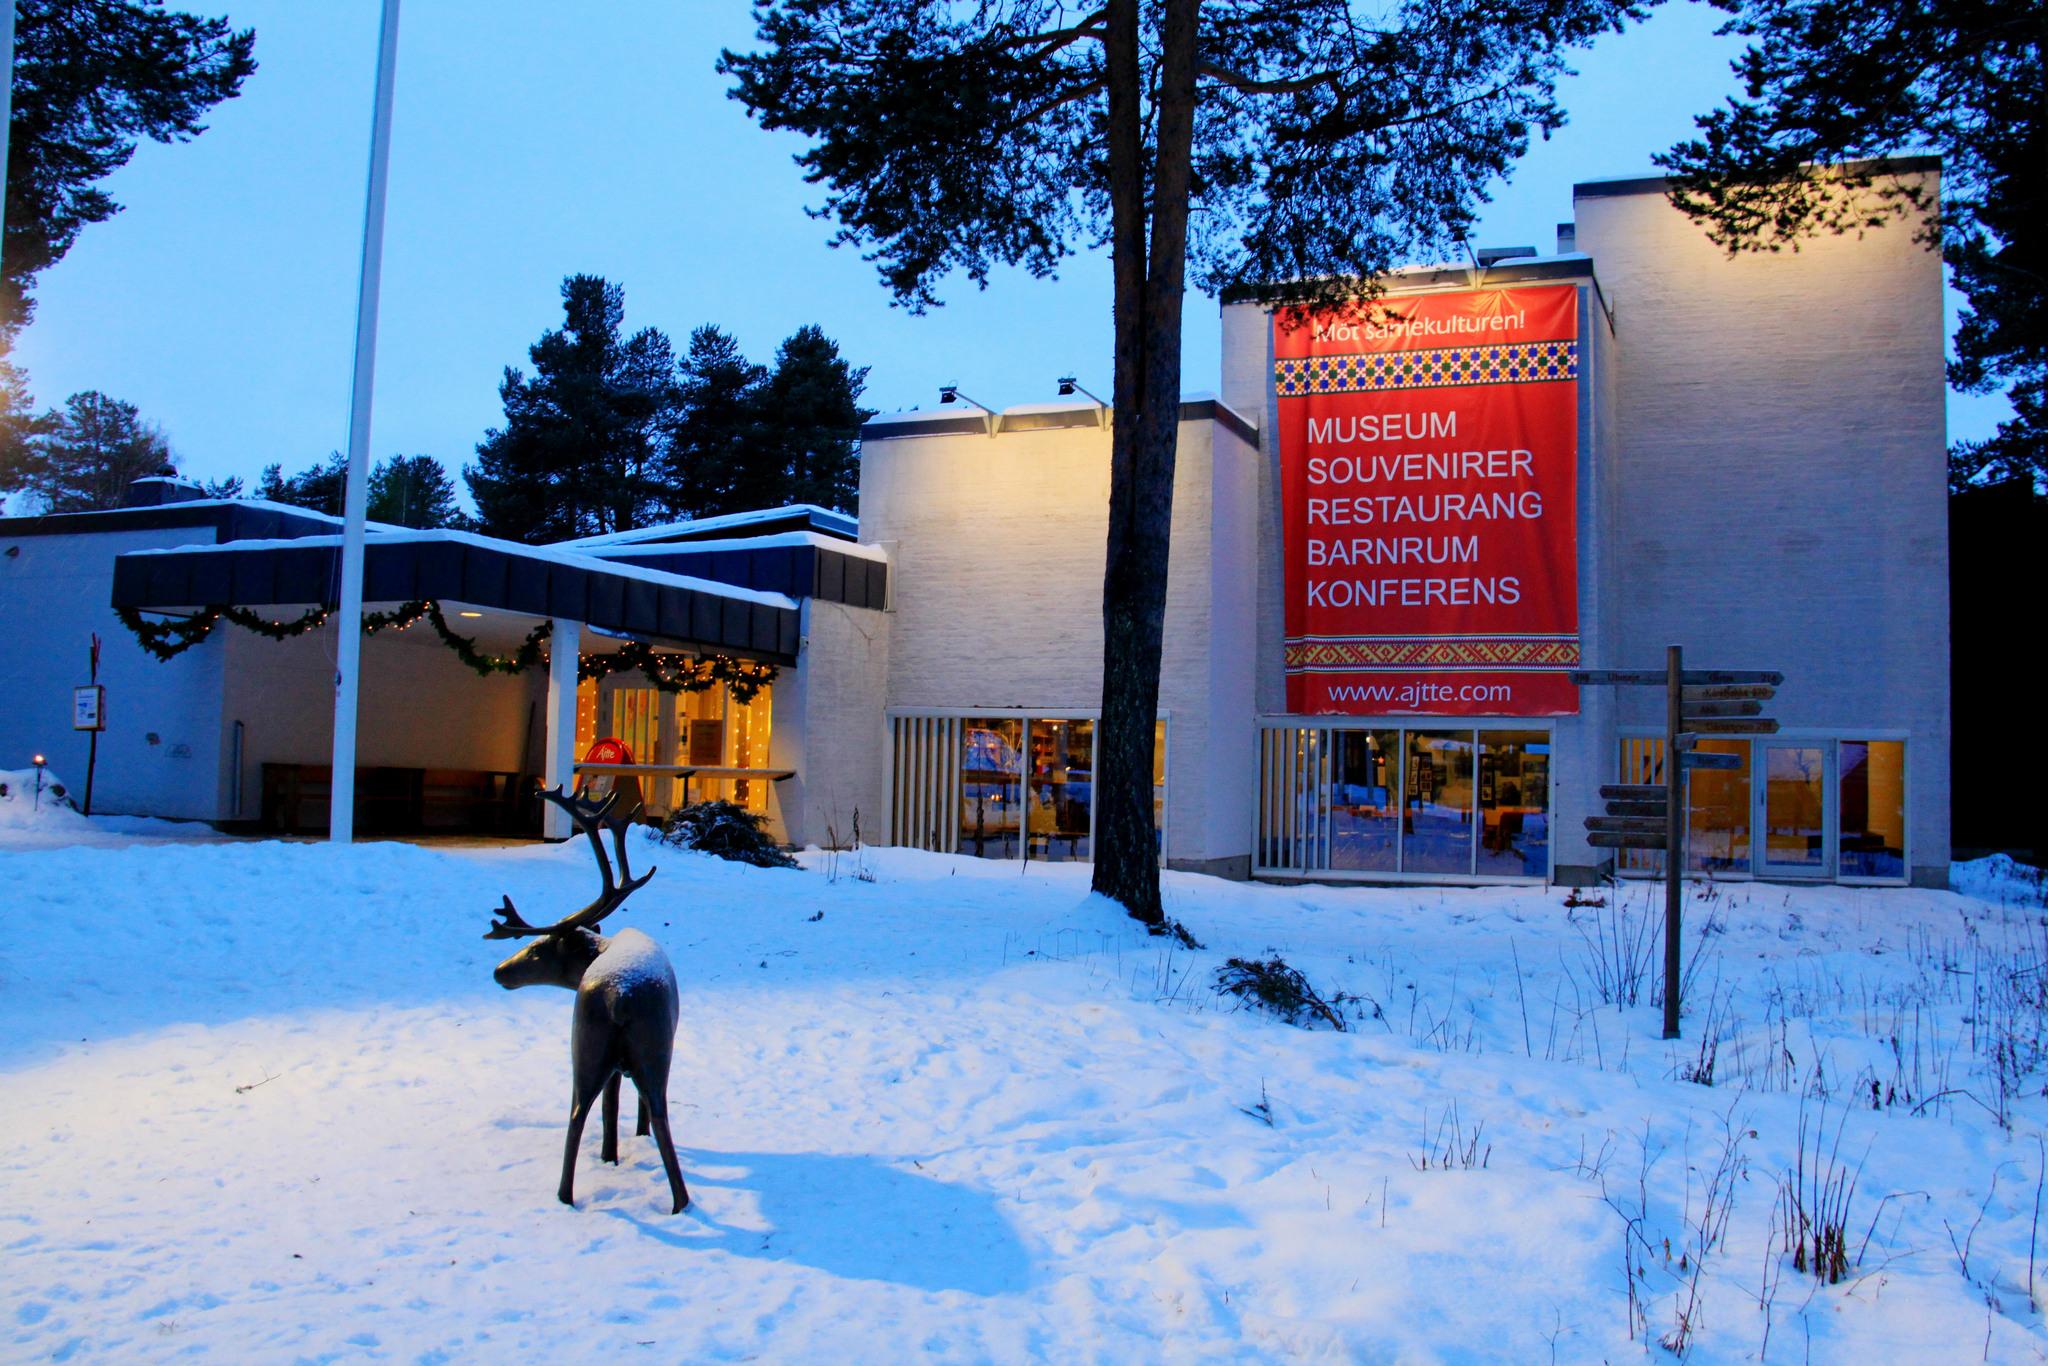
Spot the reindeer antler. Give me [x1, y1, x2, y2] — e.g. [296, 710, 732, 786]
[484, 784, 658, 940]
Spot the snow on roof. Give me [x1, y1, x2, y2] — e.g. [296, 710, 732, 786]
[559, 504, 857, 549]
[11, 496, 401, 530]
[578, 530, 892, 563]
[122, 528, 798, 610]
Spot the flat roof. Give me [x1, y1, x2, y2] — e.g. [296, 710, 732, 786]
[558, 503, 856, 548]
[112, 529, 801, 662]
[861, 395, 1257, 445]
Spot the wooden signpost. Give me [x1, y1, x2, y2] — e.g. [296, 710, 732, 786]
[1573, 647, 1782, 1039]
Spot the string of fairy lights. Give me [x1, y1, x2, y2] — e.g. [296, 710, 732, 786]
[115, 601, 778, 700]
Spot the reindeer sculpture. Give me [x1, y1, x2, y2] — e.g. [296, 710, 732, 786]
[487, 786, 689, 1213]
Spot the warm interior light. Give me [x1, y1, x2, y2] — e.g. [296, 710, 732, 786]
[458, 610, 484, 618]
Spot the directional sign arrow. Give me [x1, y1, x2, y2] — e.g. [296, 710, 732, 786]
[1680, 699, 1764, 720]
[1685, 718, 1780, 735]
[1684, 684, 1776, 702]
[1572, 669, 1786, 687]
[1684, 750, 1743, 770]
[1587, 831, 1671, 851]
[1600, 784, 1667, 801]
[1606, 799, 1669, 818]
[1585, 815, 1671, 836]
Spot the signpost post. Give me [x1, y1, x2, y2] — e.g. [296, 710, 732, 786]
[1573, 650, 1782, 1038]
[73, 635, 105, 816]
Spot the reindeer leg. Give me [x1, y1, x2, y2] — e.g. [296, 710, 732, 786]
[645, 1090, 689, 1215]
[629, 1046, 688, 1214]
[601, 1072, 622, 1164]
[559, 1014, 611, 1207]
[636, 1095, 650, 1138]
[558, 1071, 604, 1207]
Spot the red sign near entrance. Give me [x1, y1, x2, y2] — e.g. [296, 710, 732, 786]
[1275, 284, 1582, 715]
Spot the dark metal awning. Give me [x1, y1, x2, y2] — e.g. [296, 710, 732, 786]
[110, 529, 801, 662]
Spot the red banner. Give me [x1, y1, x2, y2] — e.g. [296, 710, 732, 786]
[1275, 284, 1581, 715]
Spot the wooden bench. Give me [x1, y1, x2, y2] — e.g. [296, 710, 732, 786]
[262, 764, 535, 835]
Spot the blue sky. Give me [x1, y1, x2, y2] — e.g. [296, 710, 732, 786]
[9, 1, 2010, 492]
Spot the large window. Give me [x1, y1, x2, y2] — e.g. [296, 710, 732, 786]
[890, 712, 1167, 864]
[1839, 739, 1905, 880]
[1614, 734, 1906, 883]
[1404, 731, 1476, 874]
[1330, 729, 1400, 873]
[1029, 719, 1094, 862]
[1478, 732, 1550, 877]
[1256, 723, 1552, 880]
[959, 718, 1025, 859]
[583, 676, 774, 818]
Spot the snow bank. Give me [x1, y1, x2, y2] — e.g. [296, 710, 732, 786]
[0, 765, 80, 829]
[2, 824, 2047, 1361]
[0, 766, 226, 850]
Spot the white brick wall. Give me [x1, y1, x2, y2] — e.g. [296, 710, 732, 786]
[857, 409, 1259, 869]
[772, 596, 892, 849]
[1574, 174, 1950, 881]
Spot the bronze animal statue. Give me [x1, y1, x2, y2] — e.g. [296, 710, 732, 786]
[488, 786, 688, 1213]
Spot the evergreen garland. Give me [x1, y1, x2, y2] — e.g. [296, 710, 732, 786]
[118, 598, 779, 698]
[118, 601, 432, 660]
[117, 605, 222, 660]
[579, 644, 778, 703]
[423, 601, 551, 677]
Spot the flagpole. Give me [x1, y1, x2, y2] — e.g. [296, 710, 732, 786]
[330, 0, 403, 843]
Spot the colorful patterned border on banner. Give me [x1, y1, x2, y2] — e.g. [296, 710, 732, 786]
[1275, 339, 1578, 397]
[1283, 635, 1582, 672]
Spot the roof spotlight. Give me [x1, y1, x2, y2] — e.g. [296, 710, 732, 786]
[1058, 375, 1109, 427]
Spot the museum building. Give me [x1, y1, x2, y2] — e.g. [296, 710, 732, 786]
[0, 163, 1948, 886]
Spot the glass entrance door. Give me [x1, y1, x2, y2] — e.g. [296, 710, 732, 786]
[1757, 743, 1830, 878]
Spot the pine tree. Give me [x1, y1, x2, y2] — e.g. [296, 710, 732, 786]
[368, 455, 466, 528]
[4, 0, 257, 335]
[0, 359, 39, 511]
[256, 452, 347, 515]
[666, 325, 768, 520]
[466, 275, 675, 543]
[758, 325, 871, 513]
[11, 391, 175, 512]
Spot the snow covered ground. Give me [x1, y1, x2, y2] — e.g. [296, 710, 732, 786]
[4, 778, 2048, 1362]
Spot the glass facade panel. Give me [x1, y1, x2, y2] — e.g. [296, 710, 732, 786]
[960, 718, 1025, 859]
[1331, 729, 1400, 872]
[610, 686, 661, 766]
[1027, 718, 1094, 862]
[1687, 739, 1751, 874]
[1403, 730, 1476, 874]
[1840, 740, 1906, 879]
[1616, 736, 1666, 874]
[1762, 745, 1827, 870]
[1477, 732, 1549, 877]
[1154, 719, 1169, 858]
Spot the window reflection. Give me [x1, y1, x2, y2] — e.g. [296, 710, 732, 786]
[1153, 719, 1169, 858]
[1478, 732, 1548, 877]
[1763, 745, 1827, 868]
[1403, 730, 1475, 874]
[1027, 719, 1093, 862]
[1331, 729, 1400, 872]
[1840, 740, 1905, 879]
[960, 718, 1024, 859]
[1687, 739, 1750, 874]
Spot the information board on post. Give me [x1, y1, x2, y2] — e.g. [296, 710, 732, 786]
[1275, 284, 1582, 715]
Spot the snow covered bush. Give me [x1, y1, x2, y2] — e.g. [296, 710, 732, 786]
[660, 799, 797, 869]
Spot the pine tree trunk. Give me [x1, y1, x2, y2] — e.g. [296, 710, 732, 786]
[1091, 0, 1197, 926]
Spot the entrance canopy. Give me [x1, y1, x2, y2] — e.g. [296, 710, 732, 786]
[110, 528, 800, 662]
